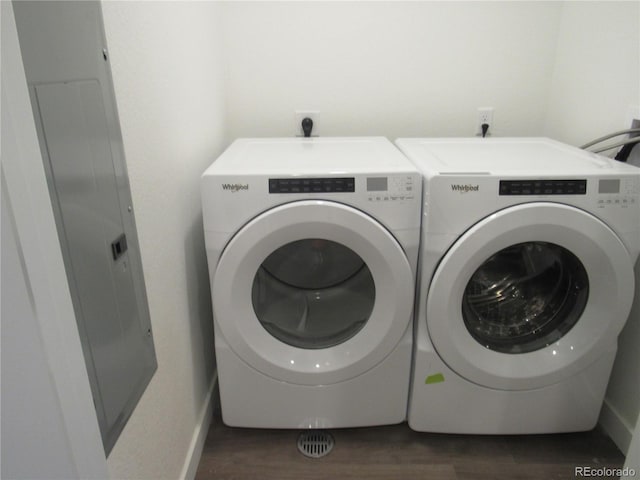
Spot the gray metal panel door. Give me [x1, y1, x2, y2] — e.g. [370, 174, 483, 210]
[34, 80, 156, 453]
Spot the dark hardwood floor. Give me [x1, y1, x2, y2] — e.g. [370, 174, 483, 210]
[195, 399, 624, 480]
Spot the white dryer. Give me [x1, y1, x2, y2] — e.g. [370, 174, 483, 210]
[202, 137, 421, 428]
[396, 137, 640, 434]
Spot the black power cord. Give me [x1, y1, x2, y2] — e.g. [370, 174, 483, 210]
[615, 141, 638, 162]
[481, 123, 489, 138]
[302, 117, 313, 137]
[580, 127, 640, 161]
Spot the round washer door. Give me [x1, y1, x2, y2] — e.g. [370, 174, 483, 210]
[427, 202, 635, 391]
[213, 200, 414, 386]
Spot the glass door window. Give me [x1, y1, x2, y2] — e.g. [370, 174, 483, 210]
[252, 239, 375, 349]
[462, 242, 589, 354]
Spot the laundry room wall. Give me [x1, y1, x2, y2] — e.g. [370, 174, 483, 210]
[542, 1, 640, 455]
[544, 1, 640, 147]
[220, 1, 562, 140]
[100, 2, 226, 478]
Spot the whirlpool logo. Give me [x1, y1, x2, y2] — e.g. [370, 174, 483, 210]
[451, 184, 479, 193]
[221, 183, 249, 192]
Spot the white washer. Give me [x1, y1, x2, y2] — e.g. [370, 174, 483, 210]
[396, 137, 640, 434]
[202, 137, 421, 428]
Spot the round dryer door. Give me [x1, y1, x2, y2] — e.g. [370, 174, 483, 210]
[213, 200, 414, 386]
[426, 202, 635, 391]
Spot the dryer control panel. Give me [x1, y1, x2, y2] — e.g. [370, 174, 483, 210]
[269, 177, 355, 193]
[367, 175, 416, 202]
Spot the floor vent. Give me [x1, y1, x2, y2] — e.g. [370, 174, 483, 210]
[297, 430, 334, 458]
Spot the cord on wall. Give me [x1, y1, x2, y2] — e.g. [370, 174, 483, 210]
[302, 117, 314, 138]
[580, 126, 640, 160]
[481, 123, 490, 138]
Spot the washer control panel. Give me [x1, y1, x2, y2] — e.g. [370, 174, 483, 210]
[596, 177, 639, 209]
[499, 179, 587, 196]
[367, 175, 415, 202]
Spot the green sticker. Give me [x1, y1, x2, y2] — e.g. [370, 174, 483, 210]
[425, 373, 445, 384]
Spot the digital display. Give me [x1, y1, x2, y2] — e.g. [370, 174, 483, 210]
[499, 179, 586, 196]
[269, 177, 354, 193]
[367, 177, 388, 192]
[598, 179, 620, 194]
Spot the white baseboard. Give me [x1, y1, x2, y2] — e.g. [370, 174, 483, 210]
[599, 398, 634, 455]
[180, 372, 217, 480]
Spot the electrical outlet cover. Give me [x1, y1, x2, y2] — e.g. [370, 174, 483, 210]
[477, 107, 494, 136]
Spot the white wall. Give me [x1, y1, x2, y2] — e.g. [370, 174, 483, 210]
[603, 259, 640, 454]
[221, 1, 562, 140]
[100, 2, 226, 478]
[545, 1, 640, 147]
[542, 1, 640, 455]
[1, 2, 108, 478]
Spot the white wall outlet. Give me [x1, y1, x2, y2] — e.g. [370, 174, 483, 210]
[626, 105, 640, 129]
[477, 107, 494, 136]
[295, 110, 320, 137]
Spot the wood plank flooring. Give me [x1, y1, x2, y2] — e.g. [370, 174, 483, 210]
[195, 402, 624, 480]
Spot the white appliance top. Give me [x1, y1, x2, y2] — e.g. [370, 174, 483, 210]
[396, 137, 640, 177]
[204, 137, 416, 176]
